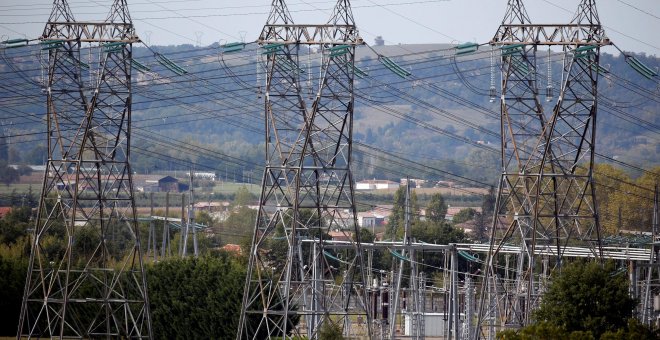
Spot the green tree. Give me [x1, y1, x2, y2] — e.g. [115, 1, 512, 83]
[353, 227, 375, 243]
[0, 207, 31, 336]
[496, 321, 572, 339]
[622, 166, 660, 233]
[591, 163, 633, 234]
[474, 186, 496, 242]
[319, 321, 345, 340]
[0, 249, 28, 335]
[388, 185, 419, 239]
[501, 314, 659, 339]
[233, 185, 255, 207]
[534, 261, 636, 338]
[0, 162, 19, 186]
[195, 210, 217, 228]
[411, 219, 468, 275]
[412, 220, 467, 245]
[452, 208, 476, 224]
[221, 206, 257, 245]
[426, 193, 448, 222]
[0, 206, 31, 244]
[482, 185, 496, 216]
[147, 254, 246, 339]
[600, 318, 660, 339]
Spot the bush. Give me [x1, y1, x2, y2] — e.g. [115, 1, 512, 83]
[534, 261, 635, 337]
[499, 261, 656, 340]
[147, 254, 245, 339]
[0, 244, 29, 336]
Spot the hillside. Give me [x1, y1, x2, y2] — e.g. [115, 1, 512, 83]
[0, 43, 658, 184]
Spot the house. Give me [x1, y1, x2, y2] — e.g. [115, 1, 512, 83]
[0, 207, 12, 218]
[400, 178, 429, 188]
[435, 181, 456, 188]
[158, 176, 189, 193]
[193, 201, 230, 212]
[194, 172, 217, 181]
[9, 164, 47, 172]
[357, 211, 387, 228]
[357, 212, 378, 228]
[355, 179, 399, 190]
[220, 243, 242, 255]
[132, 175, 162, 192]
[357, 205, 392, 228]
[328, 230, 353, 242]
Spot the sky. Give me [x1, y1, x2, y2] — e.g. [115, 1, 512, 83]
[0, 0, 658, 55]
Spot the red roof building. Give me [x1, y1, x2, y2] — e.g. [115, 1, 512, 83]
[220, 243, 243, 255]
[0, 207, 12, 218]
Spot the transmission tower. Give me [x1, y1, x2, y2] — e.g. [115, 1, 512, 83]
[18, 0, 151, 338]
[477, 0, 609, 334]
[237, 1, 372, 338]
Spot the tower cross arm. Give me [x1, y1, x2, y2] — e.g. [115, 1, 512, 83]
[42, 21, 138, 43]
[259, 24, 362, 45]
[491, 24, 610, 46]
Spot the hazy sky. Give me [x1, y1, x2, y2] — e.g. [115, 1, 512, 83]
[0, 0, 658, 55]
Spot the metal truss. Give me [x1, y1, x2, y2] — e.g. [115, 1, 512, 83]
[307, 238, 652, 339]
[237, 1, 371, 339]
[308, 241, 651, 262]
[477, 0, 607, 335]
[18, 0, 151, 338]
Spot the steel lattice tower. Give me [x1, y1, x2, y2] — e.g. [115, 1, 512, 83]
[477, 0, 609, 334]
[237, 1, 372, 339]
[18, 0, 152, 338]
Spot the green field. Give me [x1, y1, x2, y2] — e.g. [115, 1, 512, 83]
[0, 183, 37, 196]
[210, 181, 261, 196]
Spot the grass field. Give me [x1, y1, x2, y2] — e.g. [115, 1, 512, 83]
[3, 173, 484, 212]
[0, 183, 37, 196]
[358, 187, 488, 196]
[210, 182, 261, 196]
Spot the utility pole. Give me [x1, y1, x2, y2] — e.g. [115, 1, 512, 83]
[181, 168, 198, 257]
[162, 190, 171, 258]
[18, 0, 152, 338]
[391, 180, 410, 339]
[448, 246, 459, 340]
[642, 184, 660, 325]
[179, 193, 185, 255]
[477, 0, 608, 335]
[391, 179, 424, 339]
[237, 1, 371, 338]
[147, 192, 158, 262]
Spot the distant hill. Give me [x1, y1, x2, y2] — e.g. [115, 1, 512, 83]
[0, 43, 657, 184]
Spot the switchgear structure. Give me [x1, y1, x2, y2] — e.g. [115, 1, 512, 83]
[477, 0, 609, 335]
[237, 1, 372, 339]
[18, 0, 152, 338]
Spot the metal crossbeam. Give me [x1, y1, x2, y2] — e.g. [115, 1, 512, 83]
[260, 24, 362, 45]
[43, 22, 138, 43]
[493, 24, 610, 46]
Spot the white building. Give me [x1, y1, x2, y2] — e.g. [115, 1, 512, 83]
[400, 178, 428, 188]
[193, 172, 217, 181]
[355, 179, 399, 190]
